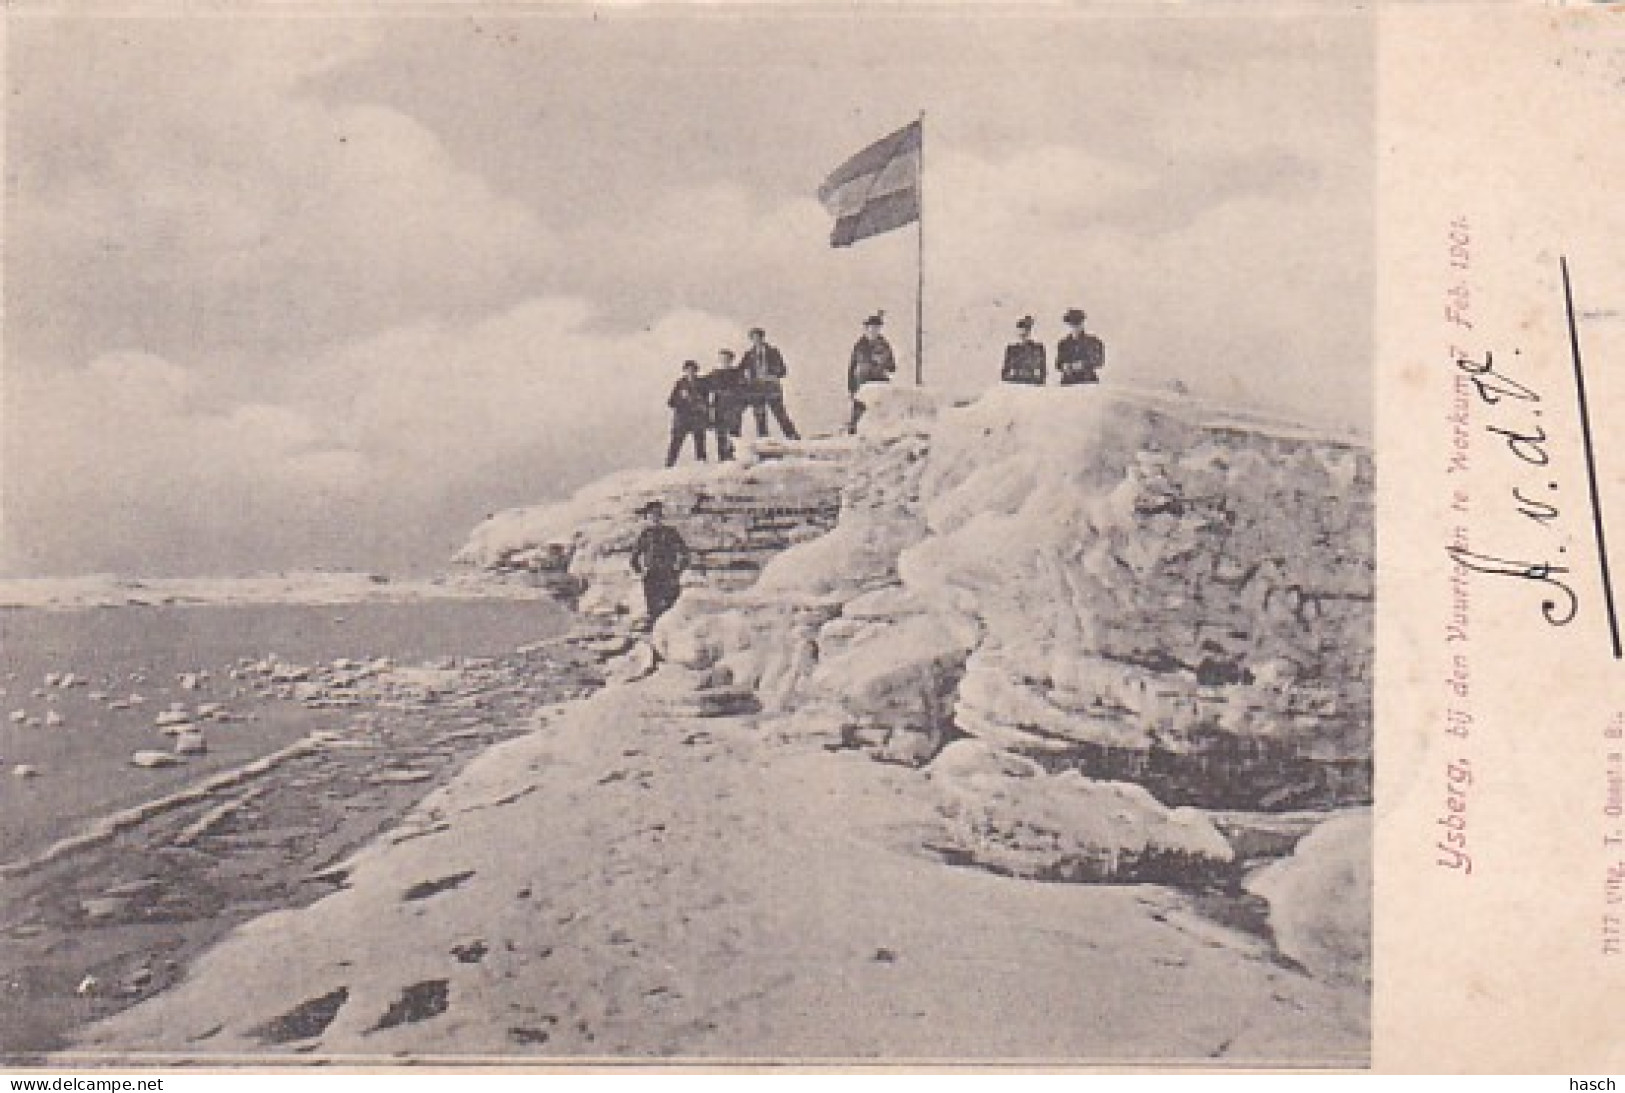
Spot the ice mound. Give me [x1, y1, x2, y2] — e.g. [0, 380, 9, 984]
[1246, 808, 1372, 986]
[462, 381, 1372, 872]
[927, 738, 1235, 883]
[456, 437, 854, 614]
[641, 383, 1371, 810]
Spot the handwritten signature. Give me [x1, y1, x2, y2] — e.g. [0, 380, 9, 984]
[1446, 347, 1579, 627]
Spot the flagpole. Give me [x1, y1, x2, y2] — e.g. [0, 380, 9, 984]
[915, 110, 926, 387]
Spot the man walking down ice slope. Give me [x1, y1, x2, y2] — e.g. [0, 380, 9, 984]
[629, 500, 691, 627]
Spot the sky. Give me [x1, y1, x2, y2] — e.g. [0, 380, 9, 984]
[2, 7, 1373, 577]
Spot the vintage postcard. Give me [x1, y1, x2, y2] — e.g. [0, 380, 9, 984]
[1376, 3, 1625, 1073]
[0, 0, 1615, 1073]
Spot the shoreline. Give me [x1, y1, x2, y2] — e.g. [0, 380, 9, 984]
[0, 576, 548, 613]
[0, 618, 612, 1061]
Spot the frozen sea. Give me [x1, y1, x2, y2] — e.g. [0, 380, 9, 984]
[0, 597, 572, 862]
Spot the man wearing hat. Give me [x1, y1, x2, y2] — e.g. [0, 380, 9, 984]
[740, 326, 800, 440]
[629, 500, 691, 626]
[1001, 316, 1047, 386]
[1056, 308, 1106, 386]
[706, 348, 746, 461]
[665, 360, 710, 467]
[846, 311, 897, 434]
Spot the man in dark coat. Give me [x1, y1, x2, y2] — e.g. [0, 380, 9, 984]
[665, 360, 709, 467]
[629, 500, 691, 626]
[740, 327, 800, 440]
[847, 312, 896, 434]
[1056, 308, 1106, 386]
[706, 349, 745, 461]
[1001, 316, 1046, 385]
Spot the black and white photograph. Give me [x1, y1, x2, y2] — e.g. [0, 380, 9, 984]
[1, 5, 1374, 1066]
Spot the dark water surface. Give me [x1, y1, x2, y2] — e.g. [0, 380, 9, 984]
[0, 599, 571, 862]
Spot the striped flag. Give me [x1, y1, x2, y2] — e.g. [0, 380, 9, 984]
[817, 119, 922, 248]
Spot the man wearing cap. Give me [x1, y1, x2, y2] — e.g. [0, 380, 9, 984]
[665, 360, 710, 467]
[1056, 309, 1106, 386]
[847, 312, 896, 434]
[630, 500, 691, 627]
[1001, 316, 1047, 386]
[706, 349, 746, 461]
[740, 326, 800, 440]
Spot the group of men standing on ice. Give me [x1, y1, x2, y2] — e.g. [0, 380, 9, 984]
[643, 123, 1119, 619]
[1000, 308, 1106, 388]
[847, 307, 1106, 431]
[640, 306, 1108, 626]
[665, 308, 1106, 466]
[664, 326, 801, 468]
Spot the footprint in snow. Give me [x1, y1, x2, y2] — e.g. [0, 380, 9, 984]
[247, 986, 350, 1045]
[401, 870, 475, 901]
[367, 979, 451, 1032]
[450, 939, 488, 964]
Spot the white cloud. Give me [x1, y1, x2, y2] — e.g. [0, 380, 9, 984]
[2, 298, 747, 575]
[9, 19, 556, 367]
[298, 297, 743, 490]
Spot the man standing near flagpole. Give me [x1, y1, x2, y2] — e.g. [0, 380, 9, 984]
[846, 311, 897, 434]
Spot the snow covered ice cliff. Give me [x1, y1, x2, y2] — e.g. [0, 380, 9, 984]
[466, 383, 1372, 806]
[464, 381, 1372, 931]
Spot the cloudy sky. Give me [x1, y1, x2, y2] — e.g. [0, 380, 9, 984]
[2, 7, 1372, 577]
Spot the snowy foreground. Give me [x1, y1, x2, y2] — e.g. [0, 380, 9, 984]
[71, 384, 1372, 1062]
